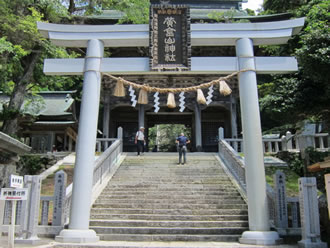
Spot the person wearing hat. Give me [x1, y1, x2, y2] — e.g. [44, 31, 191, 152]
[135, 127, 145, 156]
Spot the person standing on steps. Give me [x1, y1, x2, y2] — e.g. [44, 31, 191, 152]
[135, 127, 145, 156]
[176, 133, 190, 165]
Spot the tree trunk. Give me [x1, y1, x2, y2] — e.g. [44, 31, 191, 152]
[2, 50, 41, 136]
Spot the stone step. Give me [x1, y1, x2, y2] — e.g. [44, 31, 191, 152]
[94, 198, 245, 205]
[90, 208, 248, 216]
[92, 203, 248, 210]
[97, 194, 242, 200]
[91, 226, 247, 235]
[106, 183, 233, 188]
[90, 214, 248, 221]
[89, 220, 248, 228]
[115, 168, 225, 172]
[90, 155, 248, 242]
[98, 233, 241, 242]
[119, 168, 224, 170]
[106, 184, 235, 191]
[109, 179, 232, 184]
[100, 190, 240, 196]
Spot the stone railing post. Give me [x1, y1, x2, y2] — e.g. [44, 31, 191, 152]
[298, 177, 327, 248]
[281, 135, 287, 151]
[16, 175, 42, 245]
[218, 127, 224, 140]
[52, 170, 67, 226]
[286, 131, 293, 150]
[274, 171, 288, 229]
[117, 127, 123, 153]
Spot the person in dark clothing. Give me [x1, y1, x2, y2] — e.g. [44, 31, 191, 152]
[176, 133, 190, 165]
[135, 127, 145, 156]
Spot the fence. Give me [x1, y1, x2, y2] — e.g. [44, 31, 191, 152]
[224, 131, 329, 154]
[0, 127, 124, 239]
[218, 138, 301, 234]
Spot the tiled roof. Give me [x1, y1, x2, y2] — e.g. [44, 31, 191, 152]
[0, 91, 75, 117]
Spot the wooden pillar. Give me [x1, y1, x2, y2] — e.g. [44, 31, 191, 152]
[103, 95, 110, 139]
[103, 95, 110, 149]
[194, 102, 202, 152]
[230, 95, 238, 138]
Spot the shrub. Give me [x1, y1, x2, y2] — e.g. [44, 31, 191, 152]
[17, 155, 51, 175]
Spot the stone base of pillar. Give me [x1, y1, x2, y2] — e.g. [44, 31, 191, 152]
[55, 229, 100, 243]
[196, 145, 202, 152]
[298, 240, 327, 248]
[239, 231, 282, 246]
[15, 237, 41, 245]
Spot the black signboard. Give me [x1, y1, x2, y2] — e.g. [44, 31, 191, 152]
[150, 4, 191, 71]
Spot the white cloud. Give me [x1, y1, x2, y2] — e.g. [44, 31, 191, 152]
[242, 0, 263, 11]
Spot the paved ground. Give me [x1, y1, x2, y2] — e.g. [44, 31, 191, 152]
[0, 236, 299, 248]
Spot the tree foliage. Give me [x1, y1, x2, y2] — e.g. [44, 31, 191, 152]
[259, 0, 330, 132]
[102, 0, 150, 24]
[263, 0, 306, 14]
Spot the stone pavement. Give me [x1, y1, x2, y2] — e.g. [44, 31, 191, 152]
[0, 236, 299, 248]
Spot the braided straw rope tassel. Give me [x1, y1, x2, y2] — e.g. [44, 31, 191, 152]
[167, 92, 176, 108]
[197, 89, 207, 105]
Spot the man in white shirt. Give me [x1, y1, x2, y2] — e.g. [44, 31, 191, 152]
[135, 127, 145, 156]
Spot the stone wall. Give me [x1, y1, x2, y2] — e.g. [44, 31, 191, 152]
[0, 132, 31, 187]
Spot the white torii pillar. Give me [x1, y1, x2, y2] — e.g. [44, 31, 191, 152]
[55, 39, 103, 243]
[236, 38, 280, 245]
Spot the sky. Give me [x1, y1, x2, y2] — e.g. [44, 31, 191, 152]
[242, 0, 263, 11]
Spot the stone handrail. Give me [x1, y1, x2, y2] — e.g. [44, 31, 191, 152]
[218, 138, 301, 234]
[1, 130, 124, 238]
[96, 138, 118, 152]
[218, 139, 246, 195]
[225, 132, 329, 154]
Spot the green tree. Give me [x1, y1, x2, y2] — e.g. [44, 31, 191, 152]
[0, 0, 151, 136]
[102, 0, 150, 24]
[259, 0, 330, 132]
[0, 0, 78, 135]
[263, 0, 306, 13]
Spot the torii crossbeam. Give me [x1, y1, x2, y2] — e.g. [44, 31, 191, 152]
[37, 18, 304, 245]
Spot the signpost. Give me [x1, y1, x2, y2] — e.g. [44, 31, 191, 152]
[308, 156, 330, 217]
[325, 174, 330, 219]
[0, 175, 27, 248]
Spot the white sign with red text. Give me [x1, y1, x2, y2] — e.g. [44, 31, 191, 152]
[0, 188, 28, 201]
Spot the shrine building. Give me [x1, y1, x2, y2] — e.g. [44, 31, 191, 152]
[90, 0, 287, 152]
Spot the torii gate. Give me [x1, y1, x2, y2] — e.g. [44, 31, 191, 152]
[37, 17, 304, 245]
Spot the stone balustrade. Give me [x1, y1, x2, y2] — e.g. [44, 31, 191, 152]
[224, 131, 329, 154]
[0, 128, 123, 240]
[218, 138, 303, 236]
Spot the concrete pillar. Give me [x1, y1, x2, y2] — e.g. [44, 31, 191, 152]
[16, 176, 42, 245]
[194, 102, 202, 152]
[55, 39, 103, 243]
[236, 38, 280, 245]
[298, 177, 327, 248]
[138, 104, 145, 128]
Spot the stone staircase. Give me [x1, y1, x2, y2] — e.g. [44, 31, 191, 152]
[89, 153, 248, 242]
